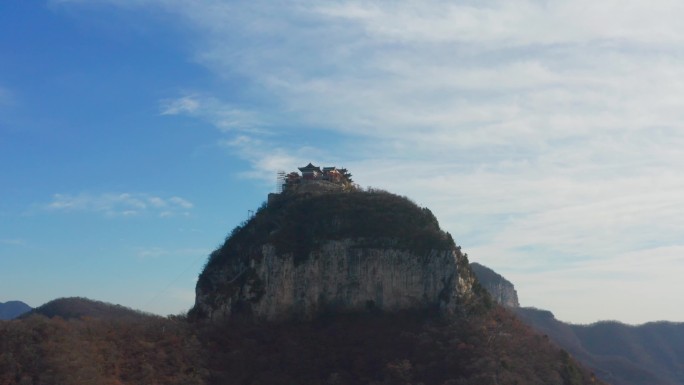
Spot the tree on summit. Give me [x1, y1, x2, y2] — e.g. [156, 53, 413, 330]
[338, 168, 353, 183]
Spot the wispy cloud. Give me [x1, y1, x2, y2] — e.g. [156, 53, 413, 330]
[136, 246, 168, 259]
[0, 238, 26, 247]
[43, 192, 193, 218]
[141, 1, 684, 142]
[160, 94, 264, 133]
[132, 1, 684, 187]
[219, 135, 327, 183]
[160, 95, 199, 115]
[135, 246, 209, 259]
[160, 92, 349, 185]
[63, 0, 684, 322]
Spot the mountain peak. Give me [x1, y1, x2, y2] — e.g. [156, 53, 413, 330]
[0, 300, 32, 320]
[24, 297, 153, 320]
[191, 188, 476, 321]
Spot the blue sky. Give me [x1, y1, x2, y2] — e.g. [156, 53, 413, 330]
[2, 0, 684, 324]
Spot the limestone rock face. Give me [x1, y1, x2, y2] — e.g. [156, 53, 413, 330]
[194, 240, 474, 321]
[191, 190, 476, 321]
[470, 262, 519, 308]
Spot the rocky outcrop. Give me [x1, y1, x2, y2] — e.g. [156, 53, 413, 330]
[470, 262, 519, 308]
[194, 240, 474, 321]
[191, 190, 476, 321]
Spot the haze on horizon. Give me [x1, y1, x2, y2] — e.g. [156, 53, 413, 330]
[1, 0, 683, 325]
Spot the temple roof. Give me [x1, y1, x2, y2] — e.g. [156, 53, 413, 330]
[298, 163, 322, 173]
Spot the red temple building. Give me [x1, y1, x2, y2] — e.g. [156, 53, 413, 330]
[298, 163, 323, 180]
[280, 163, 351, 192]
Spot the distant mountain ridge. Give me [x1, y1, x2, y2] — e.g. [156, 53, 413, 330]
[515, 307, 684, 385]
[192, 188, 474, 321]
[24, 297, 154, 320]
[0, 301, 32, 320]
[471, 262, 684, 385]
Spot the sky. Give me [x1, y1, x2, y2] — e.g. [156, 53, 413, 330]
[1, 0, 683, 325]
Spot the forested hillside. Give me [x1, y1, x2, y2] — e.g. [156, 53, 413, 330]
[516, 307, 684, 385]
[0, 301, 600, 385]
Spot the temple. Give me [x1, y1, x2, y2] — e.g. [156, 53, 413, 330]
[298, 163, 322, 180]
[280, 163, 352, 192]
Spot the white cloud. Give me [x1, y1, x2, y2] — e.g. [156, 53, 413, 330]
[64, 0, 684, 322]
[168, 196, 193, 209]
[136, 246, 210, 259]
[43, 192, 194, 217]
[135, 1, 684, 167]
[160, 94, 264, 133]
[0, 238, 26, 246]
[147, 196, 167, 207]
[220, 135, 326, 183]
[160, 95, 199, 115]
[136, 247, 169, 259]
[159, 93, 346, 185]
[315, 1, 684, 46]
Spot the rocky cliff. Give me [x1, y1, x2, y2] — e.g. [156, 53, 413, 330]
[470, 262, 519, 308]
[191, 188, 476, 321]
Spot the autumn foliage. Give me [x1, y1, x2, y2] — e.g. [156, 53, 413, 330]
[0, 314, 206, 385]
[0, 301, 602, 385]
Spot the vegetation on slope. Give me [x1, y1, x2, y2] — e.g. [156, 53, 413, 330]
[24, 297, 152, 321]
[0, 300, 601, 385]
[198, 189, 457, 291]
[201, 304, 600, 385]
[516, 307, 684, 385]
[0, 313, 207, 385]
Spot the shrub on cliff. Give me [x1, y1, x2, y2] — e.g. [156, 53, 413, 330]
[201, 189, 456, 277]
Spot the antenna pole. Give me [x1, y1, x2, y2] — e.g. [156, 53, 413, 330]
[276, 170, 286, 193]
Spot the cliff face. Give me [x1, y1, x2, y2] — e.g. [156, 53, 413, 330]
[194, 240, 473, 321]
[191, 189, 476, 321]
[470, 262, 519, 308]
